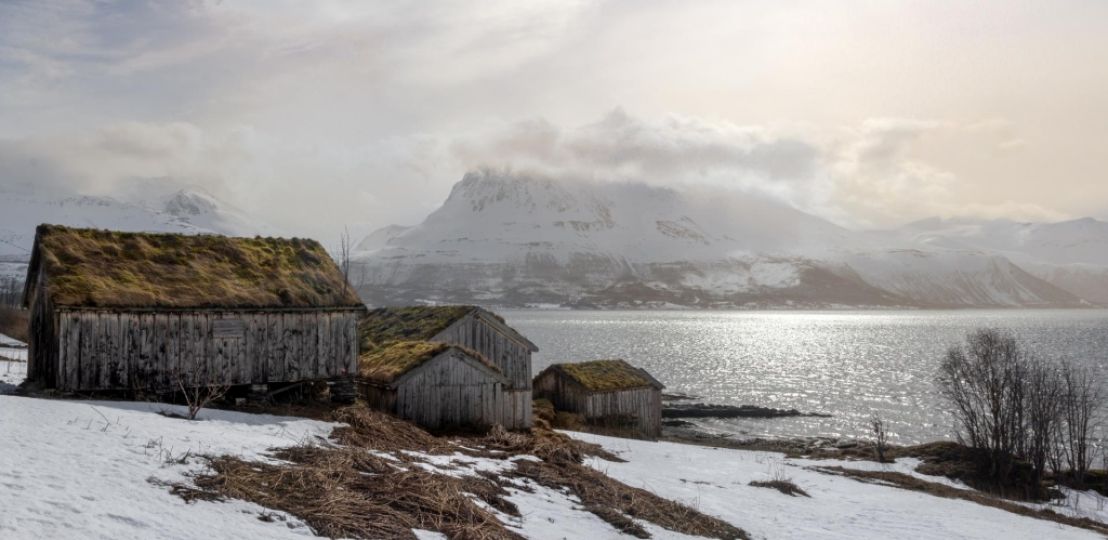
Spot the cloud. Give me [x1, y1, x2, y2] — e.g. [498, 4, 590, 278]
[2, 2, 1103, 234]
[452, 110, 822, 193]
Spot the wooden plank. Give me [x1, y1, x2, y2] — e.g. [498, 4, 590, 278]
[269, 313, 285, 383]
[318, 312, 331, 378]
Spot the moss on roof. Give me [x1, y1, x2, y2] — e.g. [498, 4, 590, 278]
[358, 306, 477, 352]
[29, 225, 364, 309]
[357, 340, 500, 385]
[545, 359, 663, 392]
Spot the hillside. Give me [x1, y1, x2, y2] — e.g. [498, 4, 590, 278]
[352, 171, 1088, 309]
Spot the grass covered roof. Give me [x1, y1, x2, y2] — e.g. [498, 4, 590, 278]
[542, 359, 664, 392]
[358, 305, 537, 354]
[25, 225, 365, 309]
[357, 340, 502, 385]
[359, 306, 476, 352]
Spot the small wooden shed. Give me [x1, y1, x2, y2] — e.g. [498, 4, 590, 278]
[359, 305, 537, 429]
[22, 225, 365, 393]
[533, 359, 665, 439]
[357, 341, 509, 430]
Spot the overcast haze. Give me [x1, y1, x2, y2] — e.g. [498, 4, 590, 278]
[1, 0, 1106, 240]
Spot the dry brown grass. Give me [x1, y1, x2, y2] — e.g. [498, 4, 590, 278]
[748, 480, 810, 498]
[0, 307, 29, 343]
[177, 445, 522, 540]
[172, 405, 748, 539]
[32, 225, 363, 308]
[816, 466, 1108, 536]
[357, 341, 498, 384]
[359, 306, 475, 352]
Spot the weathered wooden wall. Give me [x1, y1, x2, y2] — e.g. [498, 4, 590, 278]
[360, 348, 516, 430]
[27, 263, 56, 385]
[433, 313, 533, 428]
[42, 308, 359, 392]
[534, 372, 662, 438]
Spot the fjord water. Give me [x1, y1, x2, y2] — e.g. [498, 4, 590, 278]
[503, 309, 1108, 445]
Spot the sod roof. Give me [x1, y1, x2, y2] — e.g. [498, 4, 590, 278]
[540, 359, 664, 392]
[23, 225, 365, 309]
[357, 340, 503, 385]
[358, 306, 537, 353]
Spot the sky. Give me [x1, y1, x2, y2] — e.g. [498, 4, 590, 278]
[1, 0, 1106, 240]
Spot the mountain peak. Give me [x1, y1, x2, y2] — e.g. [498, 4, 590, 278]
[163, 189, 220, 218]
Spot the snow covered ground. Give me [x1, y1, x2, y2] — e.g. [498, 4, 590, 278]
[1, 355, 1102, 540]
[0, 362, 335, 540]
[570, 432, 1104, 540]
[0, 333, 27, 363]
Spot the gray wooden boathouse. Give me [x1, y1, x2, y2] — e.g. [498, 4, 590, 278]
[22, 225, 365, 393]
[533, 359, 664, 439]
[357, 341, 509, 429]
[358, 306, 538, 429]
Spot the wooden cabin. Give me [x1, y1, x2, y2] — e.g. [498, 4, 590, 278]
[533, 359, 665, 439]
[357, 341, 509, 430]
[359, 306, 537, 429]
[22, 225, 366, 393]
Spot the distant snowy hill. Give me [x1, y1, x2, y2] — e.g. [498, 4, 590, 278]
[0, 187, 271, 282]
[887, 217, 1108, 304]
[352, 170, 1086, 308]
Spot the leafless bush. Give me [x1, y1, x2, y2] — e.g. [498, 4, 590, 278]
[938, 329, 1104, 492]
[871, 415, 890, 463]
[1060, 362, 1102, 487]
[338, 227, 352, 295]
[173, 370, 230, 420]
[1024, 357, 1063, 487]
[937, 329, 1028, 480]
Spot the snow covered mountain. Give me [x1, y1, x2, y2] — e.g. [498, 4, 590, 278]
[0, 187, 270, 282]
[352, 170, 1086, 308]
[886, 217, 1108, 304]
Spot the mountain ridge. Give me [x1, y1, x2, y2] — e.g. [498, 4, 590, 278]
[352, 170, 1095, 309]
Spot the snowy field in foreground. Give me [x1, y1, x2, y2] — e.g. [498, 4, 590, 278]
[571, 432, 1104, 540]
[1, 355, 1103, 540]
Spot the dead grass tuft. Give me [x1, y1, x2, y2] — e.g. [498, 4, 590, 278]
[177, 445, 521, 540]
[748, 480, 810, 497]
[330, 406, 450, 454]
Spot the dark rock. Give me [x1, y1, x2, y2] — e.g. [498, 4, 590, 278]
[662, 403, 831, 419]
[661, 392, 699, 402]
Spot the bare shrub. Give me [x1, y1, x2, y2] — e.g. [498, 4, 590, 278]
[938, 329, 1105, 496]
[1024, 357, 1063, 489]
[871, 415, 890, 463]
[937, 329, 1028, 481]
[172, 369, 230, 420]
[338, 227, 352, 295]
[1060, 361, 1102, 488]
